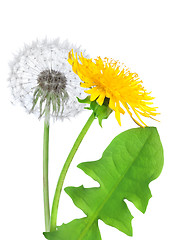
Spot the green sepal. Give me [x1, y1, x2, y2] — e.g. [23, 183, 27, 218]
[77, 96, 91, 104]
[77, 97, 113, 127]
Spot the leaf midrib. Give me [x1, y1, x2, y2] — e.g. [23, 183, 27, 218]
[77, 132, 152, 240]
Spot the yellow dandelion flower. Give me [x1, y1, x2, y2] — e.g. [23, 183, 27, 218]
[68, 50, 159, 127]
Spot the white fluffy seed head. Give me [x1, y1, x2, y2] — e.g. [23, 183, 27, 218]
[8, 38, 88, 122]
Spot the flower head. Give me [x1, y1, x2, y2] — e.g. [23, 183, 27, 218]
[68, 50, 159, 127]
[8, 39, 87, 122]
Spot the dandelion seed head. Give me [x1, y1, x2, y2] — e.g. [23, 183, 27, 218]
[8, 39, 87, 122]
[37, 70, 67, 93]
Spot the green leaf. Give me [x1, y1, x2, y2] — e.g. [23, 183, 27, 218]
[44, 127, 164, 239]
[43, 218, 101, 240]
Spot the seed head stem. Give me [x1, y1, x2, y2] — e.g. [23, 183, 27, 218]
[43, 121, 50, 232]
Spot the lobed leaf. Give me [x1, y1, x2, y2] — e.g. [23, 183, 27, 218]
[44, 127, 164, 239]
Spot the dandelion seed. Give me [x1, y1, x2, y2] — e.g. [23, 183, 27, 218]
[8, 39, 87, 122]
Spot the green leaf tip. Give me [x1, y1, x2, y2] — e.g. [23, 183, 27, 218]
[45, 127, 164, 239]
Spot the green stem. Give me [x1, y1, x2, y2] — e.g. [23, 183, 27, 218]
[50, 112, 95, 232]
[43, 121, 50, 232]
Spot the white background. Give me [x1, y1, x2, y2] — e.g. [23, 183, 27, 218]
[0, 0, 169, 239]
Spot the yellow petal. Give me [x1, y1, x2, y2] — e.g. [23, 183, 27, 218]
[121, 102, 133, 116]
[115, 110, 121, 126]
[130, 115, 145, 128]
[80, 82, 92, 88]
[87, 87, 101, 101]
[90, 92, 100, 101]
[85, 87, 98, 94]
[116, 101, 125, 114]
[150, 116, 160, 122]
[133, 108, 147, 126]
[97, 92, 106, 106]
[109, 97, 115, 110]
